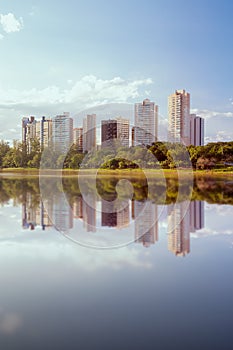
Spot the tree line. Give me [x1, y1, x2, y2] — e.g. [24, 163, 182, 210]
[0, 139, 233, 170]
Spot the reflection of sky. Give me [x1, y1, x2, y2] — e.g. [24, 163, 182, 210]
[193, 204, 233, 237]
[0, 200, 233, 349]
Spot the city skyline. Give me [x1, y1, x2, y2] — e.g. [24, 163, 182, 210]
[20, 93, 204, 151]
[0, 1, 232, 144]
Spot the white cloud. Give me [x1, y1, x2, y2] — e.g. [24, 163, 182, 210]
[0, 75, 152, 141]
[205, 130, 233, 143]
[0, 33, 4, 40]
[0, 13, 23, 33]
[191, 108, 233, 119]
[0, 75, 153, 109]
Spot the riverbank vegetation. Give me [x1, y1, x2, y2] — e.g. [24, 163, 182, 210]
[0, 139, 233, 171]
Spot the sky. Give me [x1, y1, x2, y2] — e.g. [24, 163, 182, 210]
[0, 0, 233, 143]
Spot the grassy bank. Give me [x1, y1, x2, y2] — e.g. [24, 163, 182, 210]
[0, 167, 233, 179]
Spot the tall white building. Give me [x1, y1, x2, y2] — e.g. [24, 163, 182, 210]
[168, 89, 190, 145]
[83, 114, 96, 152]
[52, 112, 73, 152]
[190, 114, 204, 146]
[134, 99, 158, 146]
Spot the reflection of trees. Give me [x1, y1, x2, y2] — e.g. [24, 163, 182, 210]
[0, 178, 40, 207]
[193, 177, 233, 204]
[0, 176, 232, 206]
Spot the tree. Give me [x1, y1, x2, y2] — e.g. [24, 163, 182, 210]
[0, 140, 10, 168]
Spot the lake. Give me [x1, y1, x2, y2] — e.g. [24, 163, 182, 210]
[0, 174, 233, 349]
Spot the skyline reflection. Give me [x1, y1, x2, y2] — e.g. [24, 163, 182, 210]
[0, 175, 231, 254]
[22, 188, 204, 255]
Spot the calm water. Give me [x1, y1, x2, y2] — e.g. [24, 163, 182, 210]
[0, 175, 233, 350]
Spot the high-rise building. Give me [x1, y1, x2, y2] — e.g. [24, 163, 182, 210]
[40, 116, 53, 149]
[116, 117, 129, 147]
[101, 119, 117, 147]
[52, 112, 73, 152]
[83, 114, 96, 152]
[73, 127, 83, 152]
[134, 99, 158, 146]
[22, 116, 37, 153]
[101, 117, 129, 148]
[168, 89, 190, 145]
[190, 114, 204, 146]
[22, 116, 53, 152]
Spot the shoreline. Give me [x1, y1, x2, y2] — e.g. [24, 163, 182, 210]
[0, 168, 233, 179]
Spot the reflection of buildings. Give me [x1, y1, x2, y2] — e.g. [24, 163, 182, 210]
[82, 194, 96, 232]
[101, 200, 130, 228]
[168, 200, 204, 256]
[21, 189, 205, 257]
[22, 192, 37, 230]
[133, 200, 158, 247]
[51, 193, 73, 232]
[22, 192, 53, 231]
[73, 197, 83, 219]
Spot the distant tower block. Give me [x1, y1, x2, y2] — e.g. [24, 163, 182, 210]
[134, 99, 158, 146]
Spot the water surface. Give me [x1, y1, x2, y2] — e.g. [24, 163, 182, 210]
[0, 176, 232, 349]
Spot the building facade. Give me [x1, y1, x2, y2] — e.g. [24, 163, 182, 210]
[40, 116, 53, 149]
[83, 114, 96, 152]
[73, 127, 83, 152]
[190, 114, 204, 146]
[22, 116, 53, 152]
[22, 116, 37, 153]
[101, 119, 117, 147]
[168, 89, 190, 145]
[134, 99, 158, 146]
[52, 112, 73, 152]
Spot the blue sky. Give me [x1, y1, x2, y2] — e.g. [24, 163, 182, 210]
[0, 0, 233, 142]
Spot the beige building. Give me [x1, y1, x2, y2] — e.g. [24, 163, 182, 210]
[168, 89, 190, 145]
